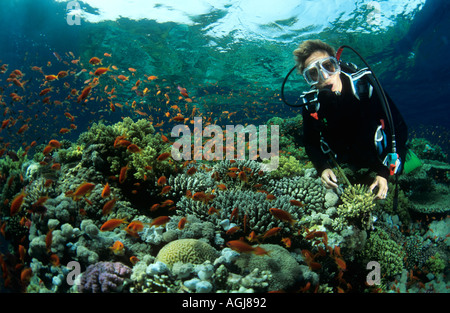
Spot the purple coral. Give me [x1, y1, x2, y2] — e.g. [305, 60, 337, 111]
[78, 261, 132, 293]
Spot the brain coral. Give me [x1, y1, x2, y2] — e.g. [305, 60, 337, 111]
[155, 239, 219, 267]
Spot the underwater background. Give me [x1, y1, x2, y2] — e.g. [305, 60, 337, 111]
[0, 0, 448, 295]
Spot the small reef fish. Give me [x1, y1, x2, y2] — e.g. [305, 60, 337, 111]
[177, 217, 187, 230]
[126, 144, 141, 153]
[156, 152, 171, 161]
[102, 198, 117, 215]
[119, 164, 129, 184]
[109, 241, 125, 255]
[186, 167, 197, 175]
[89, 57, 102, 65]
[94, 65, 111, 76]
[149, 216, 170, 228]
[226, 240, 269, 256]
[10, 191, 26, 216]
[77, 85, 92, 103]
[101, 183, 111, 198]
[48, 139, 61, 148]
[269, 208, 297, 226]
[68, 182, 95, 201]
[262, 227, 282, 240]
[157, 176, 167, 186]
[100, 218, 127, 231]
[124, 220, 145, 237]
[289, 200, 305, 207]
[159, 185, 172, 195]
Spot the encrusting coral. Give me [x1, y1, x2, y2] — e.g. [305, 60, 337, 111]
[78, 261, 132, 293]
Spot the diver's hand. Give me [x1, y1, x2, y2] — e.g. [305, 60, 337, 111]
[370, 175, 388, 199]
[321, 169, 338, 189]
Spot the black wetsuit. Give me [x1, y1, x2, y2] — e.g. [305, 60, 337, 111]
[302, 70, 408, 180]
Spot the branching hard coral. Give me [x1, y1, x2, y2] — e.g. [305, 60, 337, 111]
[210, 159, 269, 190]
[333, 184, 376, 231]
[176, 188, 304, 237]
[266, 172, 325, 212]
[268, 155, 309, 179]
[77, 117, 176, 182]
[362, 228, 404, 278]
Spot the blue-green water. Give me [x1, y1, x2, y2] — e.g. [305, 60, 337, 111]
[0, 0, 448, 297]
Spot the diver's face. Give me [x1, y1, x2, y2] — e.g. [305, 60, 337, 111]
[304, 51, 342, 92]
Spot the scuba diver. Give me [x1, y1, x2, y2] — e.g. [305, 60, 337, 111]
[289, 39, 408, 199]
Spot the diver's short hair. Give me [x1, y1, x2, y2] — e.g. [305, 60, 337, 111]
[293, 39, 336, 72]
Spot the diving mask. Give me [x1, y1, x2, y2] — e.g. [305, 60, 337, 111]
[303, 56, 340, 86]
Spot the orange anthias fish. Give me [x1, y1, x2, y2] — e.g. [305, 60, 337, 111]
[119, 164, 129, 184]
[102, 198, 117, 215]
[126, 144, 141, 153]
[269, 208, 297, 226]
[109, 241, 125, 255]
[100, 218, 127, 231]
[262, 227, 282, 240]
[10, 191, 26, 216]
[77, 85, 92, 103]
[20, 268, 33, 284]
[156, 152, 171, 161]
[124, 220, 145, 237]
[238, 171, 248, 183]
[48, 139, 62, 148]
[159, 185, 172, 195]
[149, 216, 170, 228]
[68, 182, 95, 201]
[45, 228, 53, 252]
[157, 176, 167, 186]
[226, 240, 269, 256]
[289, 199, 305, 207]
[101, 182, 111, 198]
[94, 65, 111, 76]
[226, 240, 255, 253]
[177, 217, 187, 230]
[89, 57, 102, 65]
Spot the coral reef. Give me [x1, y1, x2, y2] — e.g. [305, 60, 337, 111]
[0, 111, 448, 294]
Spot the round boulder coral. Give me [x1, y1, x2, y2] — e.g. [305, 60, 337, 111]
[155, 239, 218, 267]
[234, 244, 302, 291]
